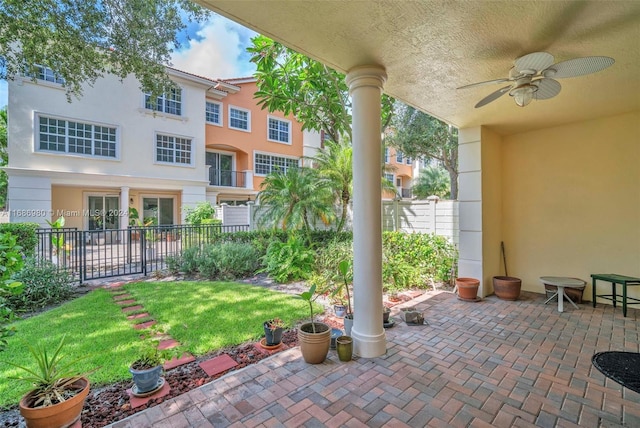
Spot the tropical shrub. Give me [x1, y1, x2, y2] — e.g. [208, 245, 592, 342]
[9, 259, 75, 311]
[185, 202, 216, 225]
[0, 223, 38, 257]
[167, 243, 260, 280]
[0, 231, 24, 350]
[262, 234, 315, 283]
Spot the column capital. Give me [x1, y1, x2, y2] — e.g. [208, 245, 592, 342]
[345, 65, 387, 92]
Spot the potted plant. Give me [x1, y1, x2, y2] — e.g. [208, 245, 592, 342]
[297, 284, 331, 364]
[334, 260, 354, 335]
[129, 340, 165, 395]
[263, 317, 286, 346]
[3, 335, 92, 428]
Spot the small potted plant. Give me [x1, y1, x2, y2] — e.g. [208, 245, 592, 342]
[297, 284, 331, 364]
[334, 260, 354, 335]
[3, 335, 93, 428]
[263, 317, 286, 346]
[129, 340, 165, 395]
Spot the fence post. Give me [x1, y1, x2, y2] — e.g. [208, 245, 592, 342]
[427, 195, 440, 234]
[247, 201, 255, 230]
[393, 198, 400, 231]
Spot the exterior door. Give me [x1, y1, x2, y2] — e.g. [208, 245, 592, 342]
[206, 152, 234, 186]
[88, 196, 119, 230]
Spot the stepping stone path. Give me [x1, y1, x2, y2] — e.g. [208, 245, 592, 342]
[105, 280, 241, 409]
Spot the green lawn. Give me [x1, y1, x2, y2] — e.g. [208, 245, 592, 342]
[0, 281, 319, 409]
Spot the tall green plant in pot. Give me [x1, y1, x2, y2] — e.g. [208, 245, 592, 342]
[2, 335, 93, 428]
[335, 259, 354, 336]
[297, 285, 331, 364]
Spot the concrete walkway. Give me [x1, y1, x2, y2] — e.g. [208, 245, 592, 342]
[108, 291, 640, 427]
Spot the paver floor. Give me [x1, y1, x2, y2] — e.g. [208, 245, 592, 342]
[108, 291, 640, 427]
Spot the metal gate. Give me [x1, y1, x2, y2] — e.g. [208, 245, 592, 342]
[36, 224, 249, 282]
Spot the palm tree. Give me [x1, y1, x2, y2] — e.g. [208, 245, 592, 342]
[256, 167, 335, 239]
[305, 139, 352, 232]
[413, 165, 450, 199]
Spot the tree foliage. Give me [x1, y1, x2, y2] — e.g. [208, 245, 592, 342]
[256, 167, 335, 240]
[413, 165, 451, 199]
[388, 103, 459, 199]
[304, 140, 353, 232]
[0, 107, 6, 208]
[248, 35, 395, 142]
[0, 0, 210, 100]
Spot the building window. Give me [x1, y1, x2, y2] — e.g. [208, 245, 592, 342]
[38, 116, 117, 158]
[267, 117, 291, 144]
[28, 65, 65, 84]
[205, 101, 222, 125]
[384, 147, 390, 163]
[156, 134, 192, 165]
[229, 106, 250, 131]
[406, 157, 412, 165]
[396, 151, 403, 163]
[145, 88, 182, 115]
[254, 153, 299, 175]
[384, 173, 394, 183]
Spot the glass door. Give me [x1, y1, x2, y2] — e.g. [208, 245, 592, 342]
[206, 152, 234, 186]
[88, 196, 119, 230]
[142, 197, 174, 225]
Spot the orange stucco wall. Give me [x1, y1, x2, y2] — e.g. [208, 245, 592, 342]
[205, 81, 304, 191]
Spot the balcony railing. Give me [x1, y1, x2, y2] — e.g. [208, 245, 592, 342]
[401, 187, 412, 199]
[209, 169, 246, 188]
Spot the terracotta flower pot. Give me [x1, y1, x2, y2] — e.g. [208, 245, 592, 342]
[297, 322, 331, 364]
[456, 277, 480, 301]
[19, 377, 90, 428]
[493, 276, 522, 301]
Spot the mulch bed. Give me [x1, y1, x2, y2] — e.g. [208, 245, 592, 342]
[0, 316, 347, 428]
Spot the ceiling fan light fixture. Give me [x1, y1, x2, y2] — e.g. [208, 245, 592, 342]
[510, 84, 538, 107]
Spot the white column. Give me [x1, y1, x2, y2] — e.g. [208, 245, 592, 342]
[244, 170, 254, 190]
[120, 187, 130, 229]
[345, 65, 387, 358]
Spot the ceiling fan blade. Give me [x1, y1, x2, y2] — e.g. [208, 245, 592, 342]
[474, 85, 511, 108]
[544, 56, 615, 78]
[533, 78, 561, 100]
[457, 78, 510, 90]
[514, 52, 554, 74]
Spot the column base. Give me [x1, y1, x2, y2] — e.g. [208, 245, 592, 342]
[351, 328, 386, 358]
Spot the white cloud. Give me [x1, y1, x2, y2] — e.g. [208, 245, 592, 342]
[171, 16, 257, 80]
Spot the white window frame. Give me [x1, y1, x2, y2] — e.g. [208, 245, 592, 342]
[253, 151, 300, 177]
[154, 132, 195, 167]
[384, 147, 390, 163]
[139, 195, 177, 226]
[396, 150, 403, 163]
[34, 112, 120, 160]
[267, 115, 292, 145]
[205, 100, 223, 126]
[228, 105, 251, 132]
[143, 87, 183, 116]
[84, 192, 121, 231]
[406, 157, 412, 165]
[384, 173, 395, 183]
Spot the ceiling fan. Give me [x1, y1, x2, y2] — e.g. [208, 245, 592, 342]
[458, 52, 614, 108]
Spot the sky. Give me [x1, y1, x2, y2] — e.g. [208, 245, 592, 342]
[0, 13, 258, 109]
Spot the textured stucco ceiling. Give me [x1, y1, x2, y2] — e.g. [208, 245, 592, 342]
[196, 0, 640, 135]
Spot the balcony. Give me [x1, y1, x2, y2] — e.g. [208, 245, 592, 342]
[209, 169, 246, 188]
[401, 187, 412, 199]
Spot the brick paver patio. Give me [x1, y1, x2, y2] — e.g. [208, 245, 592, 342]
[108, 291, 640, 427]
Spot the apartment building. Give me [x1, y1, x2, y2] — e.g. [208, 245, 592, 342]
[6, 67, 411, 230]
[383, 146, 414, 200]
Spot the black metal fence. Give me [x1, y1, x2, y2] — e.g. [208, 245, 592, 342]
[35, 223, 249, 283]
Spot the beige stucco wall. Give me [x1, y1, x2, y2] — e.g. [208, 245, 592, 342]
[499, 111, 640, 300]
[51, 186, 182, 229]
[480, 128, 503, 295]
